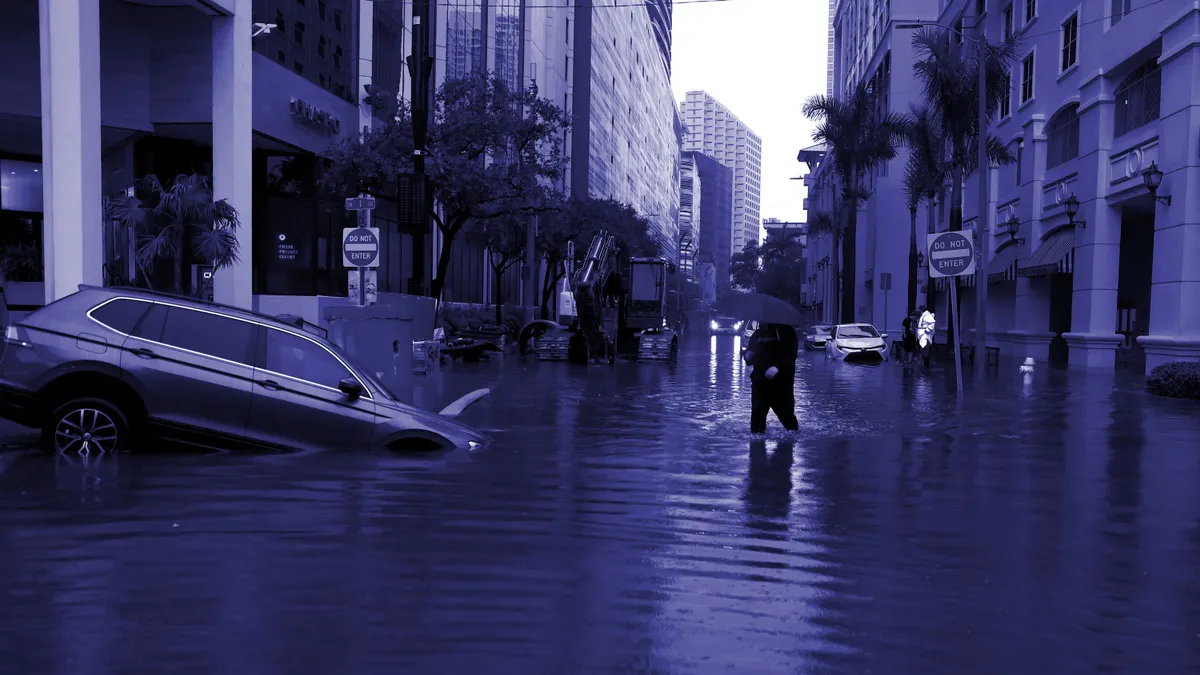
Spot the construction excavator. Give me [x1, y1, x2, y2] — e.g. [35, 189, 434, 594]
[518, 230, 678, 364]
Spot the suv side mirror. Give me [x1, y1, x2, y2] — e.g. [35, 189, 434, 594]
[338, 377, 364, 400]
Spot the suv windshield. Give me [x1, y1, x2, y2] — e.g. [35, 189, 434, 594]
[837, 325, 880, 339]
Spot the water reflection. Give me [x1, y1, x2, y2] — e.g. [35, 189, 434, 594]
[0, 346, 1198, 672]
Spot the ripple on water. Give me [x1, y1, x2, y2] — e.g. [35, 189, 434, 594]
[1, 346, 1198, 673]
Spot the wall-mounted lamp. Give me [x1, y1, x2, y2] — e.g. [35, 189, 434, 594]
[1062, 193, 1087, 228]
[1141, 161, 1171, 206]
[252, 22, 276, 37]
[916, 250, 925, 267]
[1005, 214, 1025, 244]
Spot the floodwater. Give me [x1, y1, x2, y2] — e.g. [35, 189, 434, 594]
[1, 336, 1199, 674]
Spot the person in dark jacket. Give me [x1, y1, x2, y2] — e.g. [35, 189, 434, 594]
[901, 312, 919, 364]
[743, 323, 800, 434]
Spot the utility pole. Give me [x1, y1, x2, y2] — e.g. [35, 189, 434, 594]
[974, 11, 990, 378]
[406, 0, 433, 296]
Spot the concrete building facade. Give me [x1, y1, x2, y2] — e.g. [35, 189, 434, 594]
[572, 0, 681, 264]
[686, 151, 734, 287]
[679, 152, 700, 277]
[809, 0, 1200, 372]
[680, 91, 763, 256]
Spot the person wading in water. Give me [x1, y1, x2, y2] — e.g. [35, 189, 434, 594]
[743, 323, 800, 435]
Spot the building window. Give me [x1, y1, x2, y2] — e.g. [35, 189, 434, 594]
[294, 21, 304, 45]
[276, 49, 286, 65]
[1114, 59, 1162, 137]
[1060, 13, 1078, 71]
[294, 61, 304, 74]
[1024, 0, 1036, 22]
[1003, 3, 1013, 39]
[1020, 52, 1034, 103]
[318, 0, 325, 19]
[333, 9, 342, 32]
[334, 45, 342, 68]
[976, 0, 986, 15]
[1045, 104, 1080, 169]
[1015, 139, 1024, 186]
[999, 70, 1011, 118]
[1110, 0, 1131, 27]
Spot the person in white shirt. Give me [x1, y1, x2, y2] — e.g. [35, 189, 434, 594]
[917, 305, 936, 368]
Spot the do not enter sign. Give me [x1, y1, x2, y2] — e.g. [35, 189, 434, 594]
[342, 227, 380, 268]
[926, 231, 976, 278]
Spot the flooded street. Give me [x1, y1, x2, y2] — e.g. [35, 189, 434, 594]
[2, 337, 1199, 674]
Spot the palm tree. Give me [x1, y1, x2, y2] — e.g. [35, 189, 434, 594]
[804, 81, 909, 324]
[902, 104, 947, 316]
[911, 28, 1019, 234]
[106, 174, 242, 295]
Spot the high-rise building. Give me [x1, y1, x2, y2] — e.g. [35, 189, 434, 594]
[812, 0, 1200, 372]
[679, 153, 701, 277]
[685, 151, 734, 287]
[679, 91, 762, 255]
[572, 0, 681, 264]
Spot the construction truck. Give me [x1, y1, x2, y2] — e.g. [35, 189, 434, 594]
[519, 231, 678, 364]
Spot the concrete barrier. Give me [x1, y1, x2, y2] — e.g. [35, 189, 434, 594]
[324, 305, 414, 402]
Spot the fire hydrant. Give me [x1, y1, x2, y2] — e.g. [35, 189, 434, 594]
[1019, 357, 1035, 375]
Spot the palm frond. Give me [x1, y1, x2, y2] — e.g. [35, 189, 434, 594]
[192, 225, 241, 269]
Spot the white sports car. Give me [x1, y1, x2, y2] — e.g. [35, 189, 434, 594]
[825, 323, 890, 361]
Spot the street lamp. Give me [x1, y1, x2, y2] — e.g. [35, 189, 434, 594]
[916, 250, 925, 267]
[1141, 161, 1172, 206]
[1062, 193, 1087, 228]
[1005, 214, 1025, 244]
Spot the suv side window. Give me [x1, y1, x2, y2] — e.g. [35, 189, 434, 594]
[132, 303, 169, 342]
[159, 306, 256, 366]
[90, 299, 152, 334]
[264, 328, 357, 391]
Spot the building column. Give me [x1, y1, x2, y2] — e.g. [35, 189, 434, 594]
[211, 0, 253, 309]
[1008, 116, 1054, 360]
[38, 0, 103, 303]
[1138, 7, 1200, 371]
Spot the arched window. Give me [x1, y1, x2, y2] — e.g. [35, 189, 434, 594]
[1045, 104, 1080, 170]
[1114, 59, 1161, 137]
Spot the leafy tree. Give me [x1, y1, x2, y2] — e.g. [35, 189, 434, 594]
[729, 242, 762, 291]
[902, 104, 947, 315]
[804, 82, 908, 323]
[106, 174, 241, 295]
[467, 214, 526, 326]
[728, 229, 806, 305]
[321, 74, 569, 300]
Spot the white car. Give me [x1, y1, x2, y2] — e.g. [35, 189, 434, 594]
[825, 323, 890, 361]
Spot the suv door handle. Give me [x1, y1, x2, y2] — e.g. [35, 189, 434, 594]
[130, 347, 156, 359]
[258, 379, 282, 391]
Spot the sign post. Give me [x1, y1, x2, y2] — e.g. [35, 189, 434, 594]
[344, 194, 380, 307]
[879, 272, 892, 336]
[927, 231, 976, 399]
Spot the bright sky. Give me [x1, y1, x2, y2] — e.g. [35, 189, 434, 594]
[671, 0, 829, 227]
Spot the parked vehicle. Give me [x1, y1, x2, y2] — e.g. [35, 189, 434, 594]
[0, 286, 489, 455]
[804, 324, 834, 350]
[709, 315, 744, 336]
[825, 323, 889, 362]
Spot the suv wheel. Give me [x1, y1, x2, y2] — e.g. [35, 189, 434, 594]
[42, 398, 129, 456]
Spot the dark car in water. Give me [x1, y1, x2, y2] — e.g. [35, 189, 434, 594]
[0, 286, 489, 455]
[709, 315, 745, 336]
[804, 324, 834, 350]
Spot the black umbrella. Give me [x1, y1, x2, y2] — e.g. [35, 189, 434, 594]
[715, 292, 804, 326]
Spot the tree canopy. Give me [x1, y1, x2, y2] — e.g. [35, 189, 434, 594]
[729, 228, 806, 305]
[320, 74, 569, 299]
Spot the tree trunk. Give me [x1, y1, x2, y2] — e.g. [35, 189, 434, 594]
[840, 194, 856, 324]
[431, 240, 454, 300]
[172, 226, 186, 294]
[830, 235, 842, 325]
[925, 194, 937, 313]
[493, 264, 505, 327]
[540, 258, 561, 319]
[908, 207, 918, 316]
[947, 166, 965, 341]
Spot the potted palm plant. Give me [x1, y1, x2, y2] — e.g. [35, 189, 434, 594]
[105, 174, 241, 296]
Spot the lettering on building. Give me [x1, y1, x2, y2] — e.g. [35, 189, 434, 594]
[289, 97, 341, 135]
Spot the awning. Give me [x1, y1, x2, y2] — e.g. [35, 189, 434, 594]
[987, 243, 1019, 283]
[1018, 227, 1076, 277]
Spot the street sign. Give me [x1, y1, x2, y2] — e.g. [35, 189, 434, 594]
[342, 227, 380, 268]
[927, 231, 976, 278]
[345, 196, 377, 211]
[879, 272, 892, 291]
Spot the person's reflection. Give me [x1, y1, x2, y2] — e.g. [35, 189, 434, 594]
[744, 438, 794, 519]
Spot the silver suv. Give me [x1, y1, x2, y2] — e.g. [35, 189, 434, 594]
[0, 286, 489, 454]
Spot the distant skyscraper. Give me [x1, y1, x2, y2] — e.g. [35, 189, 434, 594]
[685, 151, 734, 286]
[679, 91, 762, 255]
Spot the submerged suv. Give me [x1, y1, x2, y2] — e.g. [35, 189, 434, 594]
[0, 286, 489, 454]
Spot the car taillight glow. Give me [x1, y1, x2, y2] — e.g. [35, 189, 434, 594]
[4, 324, 30, 347]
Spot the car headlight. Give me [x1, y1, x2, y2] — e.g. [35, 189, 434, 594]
[710, 320, 719, 330]
[734, 321, 743, 330]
